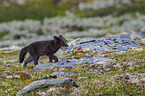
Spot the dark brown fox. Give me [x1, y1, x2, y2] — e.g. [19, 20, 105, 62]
[19, 35, 68, 67]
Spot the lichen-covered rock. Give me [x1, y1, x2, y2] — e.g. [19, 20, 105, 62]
[16, 78, 78, 95]
[55, 56, 114, 67]
[30, 56, 113, 68]
[33, 63, 55, 70]
[59, 32, 145, 58]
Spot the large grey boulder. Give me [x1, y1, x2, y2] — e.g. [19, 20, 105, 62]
[32, 56, 114, 68]
[55, 56, 114, 67]
[33, 63, 55, 70]
[16, 78, 78, 95]
[56, 32, 145, 58]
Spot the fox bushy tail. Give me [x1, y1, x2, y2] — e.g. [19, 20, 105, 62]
[19, 46, 29, 63]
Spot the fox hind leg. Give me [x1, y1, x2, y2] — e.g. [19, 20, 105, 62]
[23, 55, 33, 67]
[33, 56, 39, 65]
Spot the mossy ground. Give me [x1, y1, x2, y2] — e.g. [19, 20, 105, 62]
[1, 0, 145, 22]
[0, 0, 92, 22]
[0, 0, 71, 22]
[0, 46, 144, 95]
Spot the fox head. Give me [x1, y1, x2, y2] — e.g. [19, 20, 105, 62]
[54, 35, 68, 51]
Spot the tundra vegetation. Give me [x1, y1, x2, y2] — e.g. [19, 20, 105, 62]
[0, 0, 145, 95]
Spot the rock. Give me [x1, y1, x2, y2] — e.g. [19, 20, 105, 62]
[31, 56, 113, 69]
[56, 32, 145, 58]
[33, 63, 55, 70]
[55, 38, 97, 58]
[44, 72, 73, 79]
[16, 78, 78, 95]
[70, 39, 137, 56]
[55, 58, 78, 68]
[68, 38, 96, 46]
[55, 48, 68, 58]
[55, 56, 114, 67]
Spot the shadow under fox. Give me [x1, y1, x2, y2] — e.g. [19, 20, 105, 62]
[19, 35, 68, 67]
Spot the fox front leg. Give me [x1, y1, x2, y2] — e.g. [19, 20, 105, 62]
[49, 57, 53, 62]
[48, 54, 58, 63]
[53, 55, 58, 62]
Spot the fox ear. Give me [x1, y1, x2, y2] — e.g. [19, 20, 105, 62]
[54, 36, 59, 40]
[54, 36, 59, 43]
[59, 35, 63, 38]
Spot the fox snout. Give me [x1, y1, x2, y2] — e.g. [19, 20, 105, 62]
[61, 42, 68, 51]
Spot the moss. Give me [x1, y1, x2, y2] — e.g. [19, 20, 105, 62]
[1, 0, 145, 22]
[0, 0, 73, 22]
[0, 50, 19, 61]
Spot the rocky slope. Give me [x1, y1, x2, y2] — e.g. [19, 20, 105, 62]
[0, 32, 145, 95]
